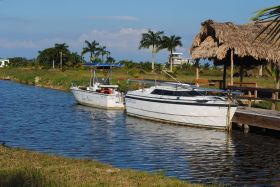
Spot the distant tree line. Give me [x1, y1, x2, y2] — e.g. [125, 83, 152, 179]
[6, 40, 116, 68]
[37, 43, 82, 68]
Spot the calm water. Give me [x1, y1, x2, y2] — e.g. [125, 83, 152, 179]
[0, 80, 279, 186]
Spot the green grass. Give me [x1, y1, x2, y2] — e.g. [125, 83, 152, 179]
[0, 67, 277, 91]
[0, 145, 205, 187]
[252, 100, 280, 110]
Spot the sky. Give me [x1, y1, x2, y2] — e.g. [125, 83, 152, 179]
[0, 0, 277, 63]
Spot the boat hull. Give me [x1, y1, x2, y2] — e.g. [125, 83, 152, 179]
[125, 96, 237, 129]
[71, 87, 124, 109]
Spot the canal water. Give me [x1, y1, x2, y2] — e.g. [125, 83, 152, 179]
[0, 80, 279, 186]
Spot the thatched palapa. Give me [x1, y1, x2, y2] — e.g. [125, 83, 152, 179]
[190, 20, 280, 65]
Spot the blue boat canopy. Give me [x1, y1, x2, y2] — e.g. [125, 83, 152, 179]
[83, 62, 123, 68]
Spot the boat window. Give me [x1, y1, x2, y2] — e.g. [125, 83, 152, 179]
[151, 89, 204, 96]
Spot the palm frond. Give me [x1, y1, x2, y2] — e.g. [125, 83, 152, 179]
[253, 5, 280, 43]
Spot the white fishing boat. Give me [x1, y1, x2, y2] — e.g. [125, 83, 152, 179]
[125, 82, 237, 130]
[71, 62, 124, 109]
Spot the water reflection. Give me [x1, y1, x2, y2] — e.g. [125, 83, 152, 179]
[124, 117, 236, 182]
[1, 80, 280, 186]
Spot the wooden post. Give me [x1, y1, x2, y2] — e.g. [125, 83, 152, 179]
[230, 49, 234, 86]
[196, 64, 199, 80]
[223, 62, 227, 90]
[272, 92, 276, 110]
[239, 61, 244, 85]
[259, 64, 263, 77]
[254, 83, 258, 98]
[227, 96, 232, 133]
[248, 90, 252, 108]
[195, 60, 199, 85]
[244, 124, 250, 134]
[273, 64, 279, 110]
[276, 64, 279, 100]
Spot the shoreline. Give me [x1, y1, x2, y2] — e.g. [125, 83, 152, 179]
[0, 145, 202, 186]
[0, 73, 71, 92]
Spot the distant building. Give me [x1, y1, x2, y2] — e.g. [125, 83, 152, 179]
[169, 53, 193, 66]
[0, 59, 9, 68]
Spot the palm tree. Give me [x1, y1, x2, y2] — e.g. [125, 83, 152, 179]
[81, 40, 100, 62]
[54, 43, 69, 52]
[252, 5, 280, 43]
[160, 35, 182, 72]
[99, 46, 110, 62]
[54, 43, 70, 69]
[106, 56, 115, 64]
[139, 30, 164, 72]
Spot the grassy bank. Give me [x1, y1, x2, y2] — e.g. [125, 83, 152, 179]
[0, 67, 277, 91]
[0, 145, 205, 187]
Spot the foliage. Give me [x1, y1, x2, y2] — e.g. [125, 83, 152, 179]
[99, 45, 110, 62]
[81, 40, 115, 63]
[8, 57, 36, 67]
[139, 30, 164, 71]
[37, 43, 82, 68]
[160, 35, 183, 71]
[81, 40, 100, 61]
[252, 5, 280, 43]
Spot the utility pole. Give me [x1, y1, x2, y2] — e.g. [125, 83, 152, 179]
[60, 51, 63, 69]
[52, 59, 55, 69]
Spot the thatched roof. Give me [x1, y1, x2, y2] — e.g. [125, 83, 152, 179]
[190, 20, 280, 65]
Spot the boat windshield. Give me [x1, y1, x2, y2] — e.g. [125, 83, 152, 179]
[151, 89, 205, 97]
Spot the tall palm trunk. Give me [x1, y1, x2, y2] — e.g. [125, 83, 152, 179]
[169, 50, 173, 72]
[152, 46, 155, 72]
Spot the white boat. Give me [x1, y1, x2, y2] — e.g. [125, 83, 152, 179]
[71, 63, 125, 109]
[125, 83, 237, 129]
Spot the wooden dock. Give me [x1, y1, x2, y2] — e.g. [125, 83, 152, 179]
[233, 107, 280, 132]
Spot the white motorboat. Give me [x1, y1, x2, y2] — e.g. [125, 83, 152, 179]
[71, 62, 124, 109]
[125, 83, 237, 129]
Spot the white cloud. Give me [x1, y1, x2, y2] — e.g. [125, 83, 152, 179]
[78, 28, 147, 50]
[0, 28, 147, 51]
[0, 28, 173, 62]
[89, 16, 138, 21]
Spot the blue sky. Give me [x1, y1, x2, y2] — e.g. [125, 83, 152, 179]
[0, 0, 277, 63]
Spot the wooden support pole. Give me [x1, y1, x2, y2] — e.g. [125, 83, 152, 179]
[254, 83, 258, 98]
[259, 64, 263, 77]
[195, 60, 199, 80]
[248, 91, 252, 108]
[230, 49, 234, 86]
[243, 124, 250, 134]
[239, 61, 244, 84]
[276, 65, 279, 100]
[272, 64, 279, 110]
[227, 95, 232, 133]
[271, 92, 276, 110]
[223, 62, 227, 90]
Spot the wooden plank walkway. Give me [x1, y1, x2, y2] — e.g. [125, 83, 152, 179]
[233, 107, 280, 131]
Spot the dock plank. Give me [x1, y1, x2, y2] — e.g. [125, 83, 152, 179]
[233, 107, 280, 131]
